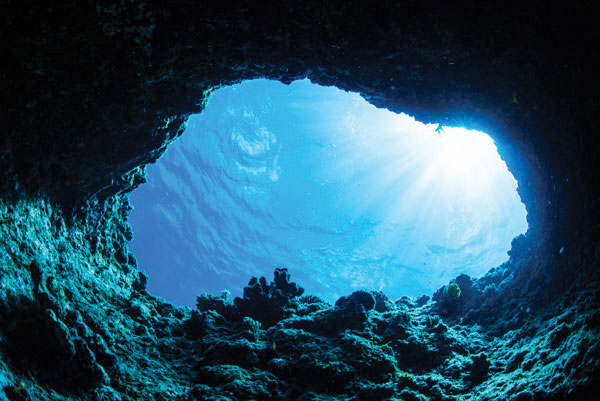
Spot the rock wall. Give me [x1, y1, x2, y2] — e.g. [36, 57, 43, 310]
[1, 1, 599, 400]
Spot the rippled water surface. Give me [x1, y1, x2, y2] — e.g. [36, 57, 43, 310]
[128, 79, 528, 306]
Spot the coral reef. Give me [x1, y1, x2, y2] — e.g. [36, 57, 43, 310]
[0, 201, 598, 399]
[233, 268, 305, 327]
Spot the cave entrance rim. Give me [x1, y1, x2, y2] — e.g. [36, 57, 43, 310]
[127, 78, 531, 306]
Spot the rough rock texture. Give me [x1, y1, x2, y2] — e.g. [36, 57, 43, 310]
[1, 1, 599, 400]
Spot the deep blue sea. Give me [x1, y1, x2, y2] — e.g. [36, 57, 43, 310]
[128, 79, 528, 307]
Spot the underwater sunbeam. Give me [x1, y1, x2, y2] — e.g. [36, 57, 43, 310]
[128, 79, 528, 306]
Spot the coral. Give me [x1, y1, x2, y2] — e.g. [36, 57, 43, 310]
[468, 352, 490, 385]
[372, 291, 398, 313]
[335, 290, 376, 312]
[233, 268, 304, 327]
[132, 270, 148, 292]
[298, 294, 330, 306]
[196, 293, 239, 322]
[416, 295, 430, 307]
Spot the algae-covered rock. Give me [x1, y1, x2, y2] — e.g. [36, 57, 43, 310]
[233, 268, 304, 327]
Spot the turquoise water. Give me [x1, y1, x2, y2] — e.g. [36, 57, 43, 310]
[128, 79, 528, 306]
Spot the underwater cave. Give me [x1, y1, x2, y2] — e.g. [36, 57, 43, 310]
[128, 78, 528, 307]
[1, 2, 599, 401]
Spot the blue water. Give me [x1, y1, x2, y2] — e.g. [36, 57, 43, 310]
[128, 79, 528, 306]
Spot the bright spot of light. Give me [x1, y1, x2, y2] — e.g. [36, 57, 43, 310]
[437, 127, 502, 187]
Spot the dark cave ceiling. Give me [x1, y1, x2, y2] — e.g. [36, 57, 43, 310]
[1, 1, 599, 299]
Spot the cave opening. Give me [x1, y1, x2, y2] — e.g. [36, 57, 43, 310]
[128, 79, 528, 307]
